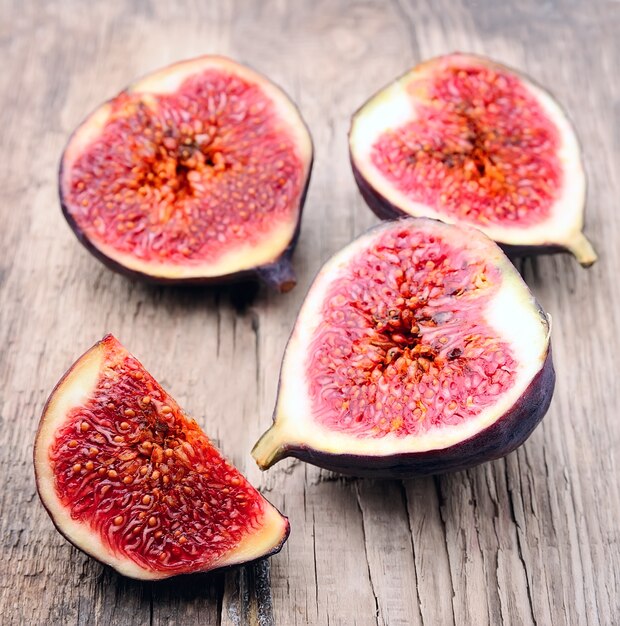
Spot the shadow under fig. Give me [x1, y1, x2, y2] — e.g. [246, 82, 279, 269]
[95, 561, 224, 600]
[127, 276, 263, 316]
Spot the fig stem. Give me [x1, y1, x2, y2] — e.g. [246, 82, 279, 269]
[252, 426, 288, 470]
[257, 258, 297, 293]
[567, 232, 598, 267]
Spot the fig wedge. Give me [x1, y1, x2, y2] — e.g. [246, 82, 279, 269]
[34, 335, 289, 580]
[60, 56, 313, 291]
[349, 53, 596, 267]
[253, 218, 554, 477]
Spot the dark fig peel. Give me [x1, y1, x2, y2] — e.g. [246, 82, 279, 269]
[253, 218, 554, 477]
[349, 53, 596, 267]
[60, 56, 313, 291]
[35, 335, 289, 580]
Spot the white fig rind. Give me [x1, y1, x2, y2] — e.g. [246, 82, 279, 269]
[253, 219, 554, 475]
[35, 336, 289, 580]
[60, 56, 313, 286]
[349, 53, 596, 267]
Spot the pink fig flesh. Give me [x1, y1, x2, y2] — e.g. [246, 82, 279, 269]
[34, 335, 289, 580]
[60, 56, 313, 290]
[253, 218, 554, 477]
[349, 53, 596, 267]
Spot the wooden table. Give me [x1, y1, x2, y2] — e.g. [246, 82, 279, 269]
[2, 1, 618, 624]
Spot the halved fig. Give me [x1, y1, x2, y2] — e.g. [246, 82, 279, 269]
[60, 56, 313, 291]
[34, 335, 289, 580]
[252, 218, 554, 477]
[349, 53, 596, 267]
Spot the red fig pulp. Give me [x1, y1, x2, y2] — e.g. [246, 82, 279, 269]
[60, 56, 313, 291]
[349, 53, 596, 266]
[34, 335, 289, 580]
[252, 218, 554, 477]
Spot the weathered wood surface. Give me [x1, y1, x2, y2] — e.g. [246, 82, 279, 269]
[1, 0, 618, 624]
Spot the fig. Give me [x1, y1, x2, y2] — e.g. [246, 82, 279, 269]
[349, 53, 597, 267]
[34, 335, 289, 580]
[60, 56, 313, 291]
[252, 218, 554, 477]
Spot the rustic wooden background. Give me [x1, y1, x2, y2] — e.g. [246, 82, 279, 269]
[1, 0, 618, 624]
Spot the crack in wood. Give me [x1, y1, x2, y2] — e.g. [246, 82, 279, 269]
[354, 483, 381, 626]
[504, 458, 538, 626]
[312, 510, 320, 614]
[465, 469, 496, 623]
[398, 481, 426, 626]
[216, 293, 222, 359]
[251, 311, 261, 389]
[149, 587, 154, 626]
[252, 559, 276, 626]
[432, 476, 458, 622]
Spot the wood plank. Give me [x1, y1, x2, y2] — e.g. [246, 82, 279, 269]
[0, 0, 618, 624]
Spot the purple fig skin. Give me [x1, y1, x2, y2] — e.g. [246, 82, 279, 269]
[348, 53, 596, 267]
[34, 468, 290, 582]
[33, 340, 291, 580]
[59, 154, 313, 293]
[274, 347, 554, 479]
[39, 508, 289, 582]
[58, 57, 314, 293]
[350, 158, 583, 265]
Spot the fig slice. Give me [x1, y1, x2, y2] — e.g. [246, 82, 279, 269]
[34, 335, 289, 580]
[349, 53, 597, 267]
[252, 218, 555, 477]
[60, 56, 313, 291]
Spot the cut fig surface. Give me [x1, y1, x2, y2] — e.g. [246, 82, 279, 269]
[252, 218, 554, 477]
[34, 335, 289, 580]
[349, 53, 596, 267]
[60, 56, 313, 291]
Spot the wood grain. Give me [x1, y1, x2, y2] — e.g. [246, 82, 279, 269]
[1, 0, 618, 624]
